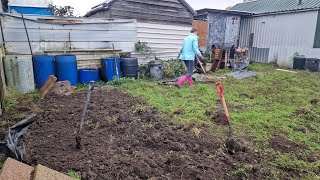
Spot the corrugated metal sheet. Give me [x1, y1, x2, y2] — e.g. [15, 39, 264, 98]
[135, 22, 191, 63]
[0, 14, 137, 68]
[15, 56, 35, 93]
[239, 10, 320, 67]
[313, 10, 320, 47]
[3, 55, 35, 93]
[231, 0, 320, 15]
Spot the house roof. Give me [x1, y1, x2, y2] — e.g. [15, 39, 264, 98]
[196, 8, 252, 16]
[230, 0, 320, 15]
[86, 0, 196, 16]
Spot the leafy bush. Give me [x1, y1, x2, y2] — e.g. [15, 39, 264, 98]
[162, 59, 187, 78]
[134, 41, 154, 58]
[138, 64, 151, 79]
[119, 52, 131, 58]
[138, 59, 186, 79]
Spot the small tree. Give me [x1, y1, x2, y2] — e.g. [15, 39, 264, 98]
[53, 5, 75, 17]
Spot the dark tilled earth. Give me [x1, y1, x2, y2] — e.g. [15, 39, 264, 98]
[16, 90, 272, 179]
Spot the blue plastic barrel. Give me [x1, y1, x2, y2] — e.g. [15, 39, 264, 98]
[78, 68, 100, 84]
[101, 57, 121, 81]
[55, 55, 78, 86]
[32, 55, 55, 88]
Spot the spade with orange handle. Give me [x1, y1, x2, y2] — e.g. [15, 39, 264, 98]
[216, 81, 236, 154]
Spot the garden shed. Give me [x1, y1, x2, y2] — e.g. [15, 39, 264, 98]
[193, 9, 250, 52]
[86, 0, 196, 63]
[231, 0, 320, 68]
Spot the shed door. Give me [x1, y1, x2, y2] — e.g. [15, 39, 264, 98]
[225, 16, 241, 48]
[192, 20, 208, 48]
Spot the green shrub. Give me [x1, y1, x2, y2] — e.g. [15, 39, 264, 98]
[138, 64, 151, 79]
[162, 59, 187, 79]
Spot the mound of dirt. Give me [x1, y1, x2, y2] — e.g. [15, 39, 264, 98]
[310, 99, 318, 106]
[293, 109, 311, 116]
[25, 90, 270, 180]
[239, 93, 255, 99]
[269, 134, 307, 153]
[212, 111, 227, 126]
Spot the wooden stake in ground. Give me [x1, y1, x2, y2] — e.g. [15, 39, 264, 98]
[215, 42, 225, 71]
[225, 50, 230, 69]
[0, 49, 5, 112]
[76, 81, 95, 150]
[112, 44, 120, 82]
[39, 76, 57, 99]
[276, 69, 298, 73]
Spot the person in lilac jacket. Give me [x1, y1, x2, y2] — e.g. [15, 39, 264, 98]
[177, 28, 204, 88]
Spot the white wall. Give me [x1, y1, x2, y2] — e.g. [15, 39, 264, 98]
[239, 10, 320, 68]
[8, 0, 53, 7]
[135, 22, 191, 63]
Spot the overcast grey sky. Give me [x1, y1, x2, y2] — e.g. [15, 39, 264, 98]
[53, 0, 243, 16]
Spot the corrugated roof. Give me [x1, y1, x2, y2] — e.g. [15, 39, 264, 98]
[87, 0, 196, 16]
[103, 0, 113, 4]
[196, 8, 252, 16]
[230, 0, 320, 14]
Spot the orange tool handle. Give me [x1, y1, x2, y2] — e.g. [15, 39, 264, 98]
[216, 81, 224, 97]
[216, 81, 231, 121]
[196, 56, 207, 75]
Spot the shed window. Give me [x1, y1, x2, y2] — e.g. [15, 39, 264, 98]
[313, 10, 320, 48]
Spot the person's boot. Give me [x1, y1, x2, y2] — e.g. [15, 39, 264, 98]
[176, 76, 188, 88]
[187, 77, 195, 87]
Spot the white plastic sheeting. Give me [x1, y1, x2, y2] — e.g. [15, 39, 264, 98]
[0, 14, 137, 68]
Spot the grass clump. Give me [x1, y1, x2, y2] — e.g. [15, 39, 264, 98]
[67, 171, 81, 180]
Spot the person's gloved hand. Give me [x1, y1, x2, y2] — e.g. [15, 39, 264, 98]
[198, 55, 204, 61]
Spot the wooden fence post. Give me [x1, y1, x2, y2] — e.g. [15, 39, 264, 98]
[0, 46, 5, 115]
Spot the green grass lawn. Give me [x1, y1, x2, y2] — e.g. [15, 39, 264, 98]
[118, 63, 320, 178]
[2, 63, 319, 178]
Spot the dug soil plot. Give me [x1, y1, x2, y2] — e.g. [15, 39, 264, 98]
[24, 90, 271, 180]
